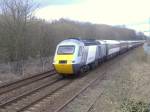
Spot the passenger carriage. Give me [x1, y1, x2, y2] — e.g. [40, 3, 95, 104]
[103, 40, 120, 59]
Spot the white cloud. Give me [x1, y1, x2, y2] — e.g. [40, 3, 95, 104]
[35, 0, 150, 35]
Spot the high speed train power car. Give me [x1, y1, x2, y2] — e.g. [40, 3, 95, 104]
[53, 38, 144, 76]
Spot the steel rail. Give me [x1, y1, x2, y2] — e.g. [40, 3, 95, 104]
[0, 69, 55, 95]
[0, 71, 58, 108]
[54, 72, 106, 112]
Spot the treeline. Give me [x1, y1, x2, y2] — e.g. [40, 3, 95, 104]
[0, 0, 145, 64]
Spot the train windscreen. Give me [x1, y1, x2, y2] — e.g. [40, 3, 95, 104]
[57, 45, 75, 54]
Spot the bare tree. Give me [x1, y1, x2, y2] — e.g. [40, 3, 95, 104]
[0, 0, 36, 75]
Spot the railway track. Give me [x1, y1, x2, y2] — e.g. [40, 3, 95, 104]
[54, 72, 106, 112]
[0, 69, 106, 112]
[0, 70, 56, 95]
[0, 69, 66, 111]
[0, 79, 73, 112]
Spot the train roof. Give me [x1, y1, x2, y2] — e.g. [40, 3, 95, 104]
[119, 40, 128, 43]
[82, 39, 100, 46]
[58, 38, 83, 46]
[96, 40, 106, 44]
[61, 38, 100, 46]
[102, 40, 120, 44]
[60, 38, 144, 46]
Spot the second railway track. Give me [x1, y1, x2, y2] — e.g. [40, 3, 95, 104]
[54, 72, 106, 112]
[0, 70, 56, 95]
[0, 69, 60, 111]
[0, 77, 73, 112]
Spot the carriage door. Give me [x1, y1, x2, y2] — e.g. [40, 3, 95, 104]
[98, 45, 102, 59]
[78, 46, 84, 65]
[80, 46, 88, 65]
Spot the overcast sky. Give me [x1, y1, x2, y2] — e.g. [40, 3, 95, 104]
[34, 0, 150, 36]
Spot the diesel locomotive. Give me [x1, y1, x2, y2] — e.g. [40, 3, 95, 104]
[53, 38, 144, 76]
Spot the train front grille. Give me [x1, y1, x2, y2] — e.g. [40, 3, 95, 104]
[59, 60, 67, 64]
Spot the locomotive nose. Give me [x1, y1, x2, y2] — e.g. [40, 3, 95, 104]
[53, 55, 74, 74]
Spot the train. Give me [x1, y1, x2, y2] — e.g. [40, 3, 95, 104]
[53, 38, 144, 76]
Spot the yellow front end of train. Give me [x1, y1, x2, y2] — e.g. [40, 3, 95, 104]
[53, 55, 74, 74]
[53, 45, 75, 74]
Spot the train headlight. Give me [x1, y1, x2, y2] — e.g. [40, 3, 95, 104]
[67, 60, 75, 64]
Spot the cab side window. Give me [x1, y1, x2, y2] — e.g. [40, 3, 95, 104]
[78, 46, 82, 56]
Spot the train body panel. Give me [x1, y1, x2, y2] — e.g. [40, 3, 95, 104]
[127, 41, 133, 49]
[120, 41, 128, 53]
[108, 47, 120, 55]
[104, 40, 120, 56]
[86, 45, 97, 64]
[96, 40, 107, 60]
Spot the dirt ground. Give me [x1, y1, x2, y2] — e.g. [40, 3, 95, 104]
[88, 45, 150, 112]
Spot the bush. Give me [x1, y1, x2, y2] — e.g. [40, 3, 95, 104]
[120, 99, 150, 112]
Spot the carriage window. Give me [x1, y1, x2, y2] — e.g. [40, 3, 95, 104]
[57, 46, 75, 54]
